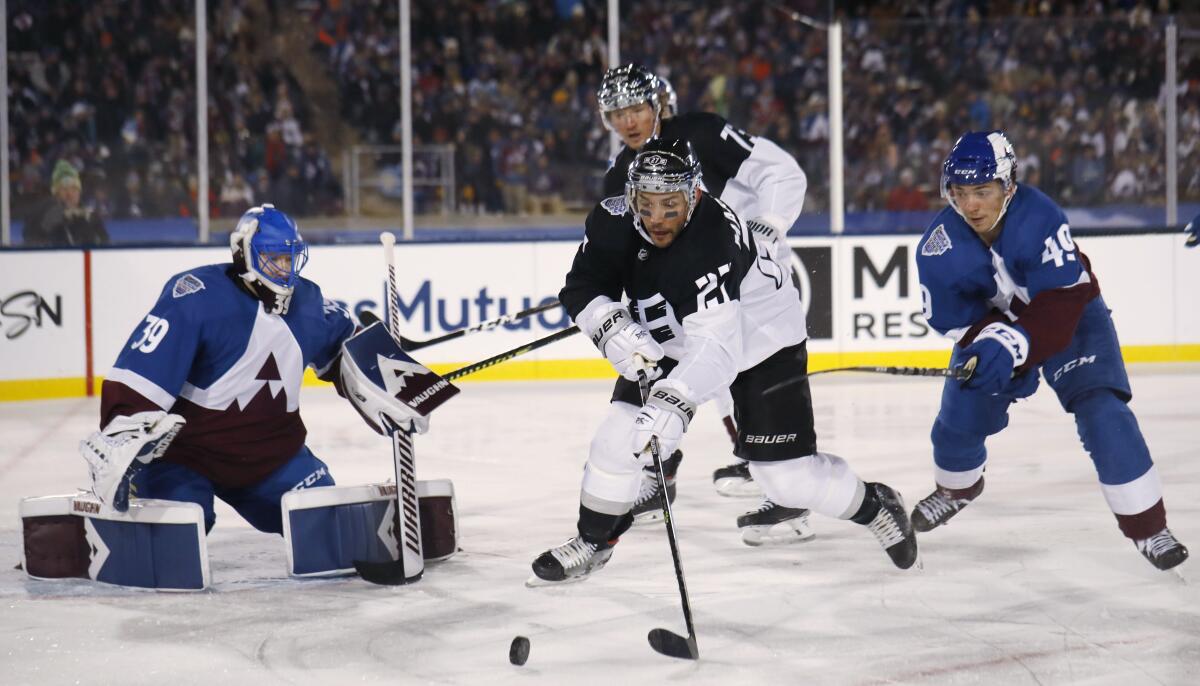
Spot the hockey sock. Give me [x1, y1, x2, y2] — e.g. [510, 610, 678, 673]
[849, 487, 881, 525]
[931, 418, 987, 474]
[577, 504, 632, 545]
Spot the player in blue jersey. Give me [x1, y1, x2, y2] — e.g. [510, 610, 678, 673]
[79, 204, 423, 535]
[1184, 213, 1199, 248]
[912, 131, 1188, 571]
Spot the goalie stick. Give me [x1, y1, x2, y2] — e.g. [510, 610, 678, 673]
[636, 360, 700, 661]
[354, 232, 426, 586]
[764, 358, 978, 395]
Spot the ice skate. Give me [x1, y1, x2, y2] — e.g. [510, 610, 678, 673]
[631, 450, 683, 525]
[865, 483, 919, 569]
[910, 477, 985, 532]
[527, 536, 614, 586]
[713, 460, 761, 497]
[737, 499, 814, 546]
[1135, 528, 1189, 572]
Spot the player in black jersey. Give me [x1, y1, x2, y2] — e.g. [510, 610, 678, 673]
[596, 63, 811, 542]
[528, 139, 918, 584]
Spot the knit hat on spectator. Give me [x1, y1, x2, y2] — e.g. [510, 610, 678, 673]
[51, 160, 82, 192]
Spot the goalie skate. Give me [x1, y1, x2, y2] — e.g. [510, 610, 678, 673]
[526, 536, 614, 587]
[631, 450, 683, 525]
[712, 460, 761, 498]
[737, 499, 814, 546]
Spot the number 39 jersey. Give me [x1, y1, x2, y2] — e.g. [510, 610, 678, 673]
[100, 264, 355, 488]
[561, 192, 808, 403]
[916, 184, 1100, 369]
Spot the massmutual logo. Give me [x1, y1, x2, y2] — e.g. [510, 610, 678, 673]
[787, 247, 832, 339]
[0, 290, 63, 340]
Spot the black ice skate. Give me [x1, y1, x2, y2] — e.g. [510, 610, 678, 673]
[631, 450, 683, 525]
[712, 460, 761, 498]
[528, 536, 614, 586]
[736, 499, 814, 546]
[910, 477, 985, 533]
[1135, 528, 1189, 571]
[865, 483, 919, 569]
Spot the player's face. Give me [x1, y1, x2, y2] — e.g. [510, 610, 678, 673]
[258, 252, 295, 284]
[636, 190, 689, 247]
[607, 102, 658, 150]
[949, 181, 1010, 238]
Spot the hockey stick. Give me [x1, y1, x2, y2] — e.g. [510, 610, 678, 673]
[395, 300, 562, 351]
[636, 361, 700, 661]
[354, 232, 426, 586]
[764, 359, 977, 396]
[442, 325, 580, 382]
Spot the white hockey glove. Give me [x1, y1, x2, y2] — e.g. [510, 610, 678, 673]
[630, 378, 696, 465]
[80, 411, 186, 512]
[586, 302, 664, 381]
[337, 352, 430, 436]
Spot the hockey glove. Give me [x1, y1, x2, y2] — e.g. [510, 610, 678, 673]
[630, 379, 696, 465]
[960, 322, 1030, 395]
[587, 302, 664, 381]
[1185, 214, 1199, 248]
[80, 411, 186, 512]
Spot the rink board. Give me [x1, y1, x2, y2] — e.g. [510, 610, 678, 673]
[1, 233, 1198, 400]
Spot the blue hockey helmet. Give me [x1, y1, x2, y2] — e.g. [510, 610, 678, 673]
[942, 131, 1018, 229]
[230, 204, 308, 314]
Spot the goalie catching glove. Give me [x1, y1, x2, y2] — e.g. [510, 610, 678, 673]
[630, 378, 696, 464]
[584, 301, 664, 381]
[80, 411, 186, 512]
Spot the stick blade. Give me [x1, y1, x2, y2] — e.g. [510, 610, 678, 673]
[647, 628, 698, 660]
[353, 559, 422, 586]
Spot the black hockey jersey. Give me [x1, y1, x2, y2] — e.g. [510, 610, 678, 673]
[561, 192, 807, 403]
[603, 112, 807, 235]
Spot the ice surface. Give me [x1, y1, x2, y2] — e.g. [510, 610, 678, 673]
[2, 367, 1198, 685]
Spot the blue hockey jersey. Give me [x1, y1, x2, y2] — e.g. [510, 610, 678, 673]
[100, 264, 355, 488]
[916, 184, 1100, 370]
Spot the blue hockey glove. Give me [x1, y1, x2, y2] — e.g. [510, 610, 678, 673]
[1185, 214, 1199, 248]
[960, 322, 1030, 395]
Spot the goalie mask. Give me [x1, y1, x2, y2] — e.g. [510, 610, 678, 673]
[230, 204, 309, 315]
[626, 138, 702, 246]
[941, 131, 1018, 234]
[597, 63, 662, 145]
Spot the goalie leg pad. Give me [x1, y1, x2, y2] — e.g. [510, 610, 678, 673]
[130, 461, 218, 533]
[282, 480, 457, 577]
[20, 494, 210, 591]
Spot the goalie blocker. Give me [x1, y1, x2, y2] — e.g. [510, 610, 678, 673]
[283, 480, 458, 576]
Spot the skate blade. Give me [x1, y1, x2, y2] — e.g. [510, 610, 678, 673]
[524, 574, 590, 588]
[714, 478, 762, 498]
[1169, 566, 1187, 584]
[740, 522, 816, 547]
[632, 510, 667, 526]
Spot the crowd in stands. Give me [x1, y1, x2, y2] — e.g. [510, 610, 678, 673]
[6, 0, 341, 227]
[310, 0, 1198, 219]
[6, 0, 1198, 232]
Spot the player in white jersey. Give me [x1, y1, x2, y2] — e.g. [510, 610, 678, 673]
[598, 63, 811, 541]
[529, 139, 918, 583]
[80, 204, 426, 534]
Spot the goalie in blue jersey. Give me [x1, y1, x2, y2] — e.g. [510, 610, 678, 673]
[912, 131, 1188, 572]
[79, 204, 427, 535]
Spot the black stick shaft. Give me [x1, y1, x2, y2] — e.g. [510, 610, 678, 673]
[764, 363, 973, 395]
[400, 300, 562, 351]
[443, 326, 579, 382]
[637, 369, 699, 658]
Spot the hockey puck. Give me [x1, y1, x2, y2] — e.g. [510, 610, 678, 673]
[509, 636, 530, 665]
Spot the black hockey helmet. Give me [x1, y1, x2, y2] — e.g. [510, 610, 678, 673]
[626, 138, 703, 241]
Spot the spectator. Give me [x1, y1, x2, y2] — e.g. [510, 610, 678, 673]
[885, 168, 930, 212]
[24, 160, 110, 247]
